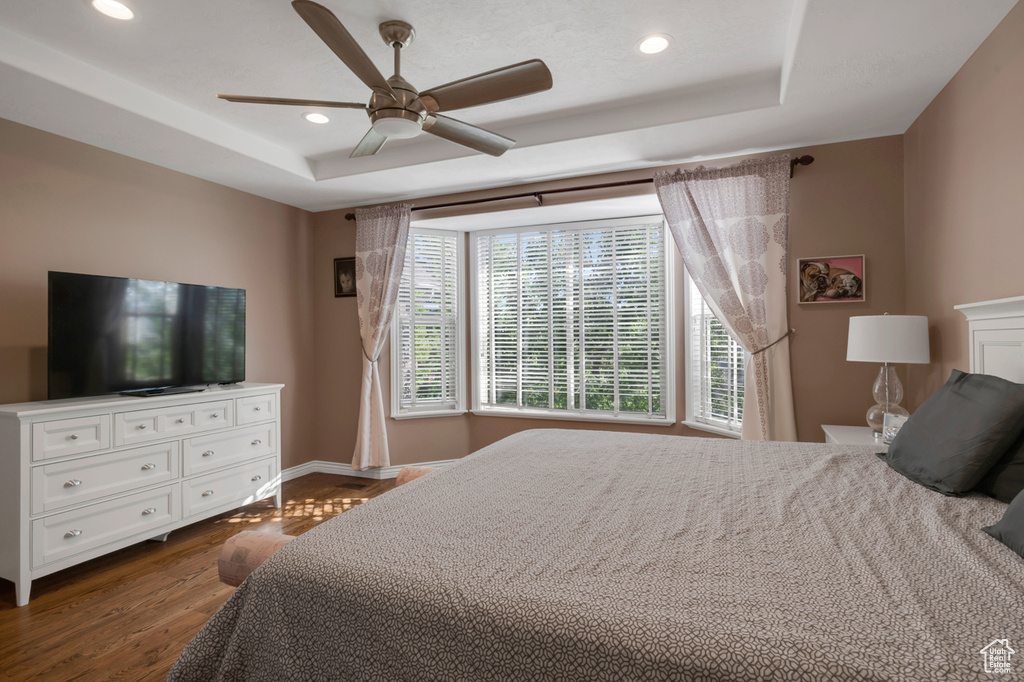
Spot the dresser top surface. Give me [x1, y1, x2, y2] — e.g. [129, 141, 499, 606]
[0, 383, 284, 419]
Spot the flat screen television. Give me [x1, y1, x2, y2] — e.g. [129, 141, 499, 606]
[48, 271, 246, 399]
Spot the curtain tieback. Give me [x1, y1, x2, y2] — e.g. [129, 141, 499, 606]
[361, 346, 376, 363]
[752, 329, 795, 355]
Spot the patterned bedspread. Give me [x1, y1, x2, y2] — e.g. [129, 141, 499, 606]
[167, 429, 1024, 681]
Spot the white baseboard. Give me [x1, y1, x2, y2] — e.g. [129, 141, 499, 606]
[281, 459, 458, 482]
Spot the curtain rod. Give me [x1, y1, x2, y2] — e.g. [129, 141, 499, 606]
[343, 155, 814, 221]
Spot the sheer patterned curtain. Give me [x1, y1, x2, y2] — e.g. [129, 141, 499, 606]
[654, 155, 797, 441]
[352, 204, 411, 470]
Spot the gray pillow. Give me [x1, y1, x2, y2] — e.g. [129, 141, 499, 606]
[975, 431, 1024, 503]
[983, 489, 1024, 559]
[883, 370, 1024, 495]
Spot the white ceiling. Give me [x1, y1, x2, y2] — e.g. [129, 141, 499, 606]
[0, 0, 1016, 212]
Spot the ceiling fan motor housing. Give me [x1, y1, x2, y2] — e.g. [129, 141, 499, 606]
[368, 75, 427, 137]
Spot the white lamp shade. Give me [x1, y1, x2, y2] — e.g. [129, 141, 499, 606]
[847, 315, 930, 364]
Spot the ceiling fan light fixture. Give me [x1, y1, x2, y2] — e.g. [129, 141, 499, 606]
[91, 0, 134, 20]
[370, 112, 422, 139]
[637, 34, 672, 55]
[303, 112, 330, 124]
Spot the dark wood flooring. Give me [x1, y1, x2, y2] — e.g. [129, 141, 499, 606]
[0, 473, 395, 681]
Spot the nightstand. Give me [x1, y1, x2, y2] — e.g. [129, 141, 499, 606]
[821, 424, 889, 451]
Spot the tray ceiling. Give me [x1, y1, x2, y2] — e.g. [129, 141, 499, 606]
[0, 0, 1016, 211]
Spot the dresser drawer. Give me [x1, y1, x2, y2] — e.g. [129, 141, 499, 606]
[32, 415, 111, 462]
[183, 423, 276, 476]
[31, 441, 180, 515]
[32, 484, 180, 568]
[184, 457, 277, 518]
[114, 399, 233, 446]
[236, 393, 278, 426]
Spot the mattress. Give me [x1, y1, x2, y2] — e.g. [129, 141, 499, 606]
[167, 429, 1024, 681]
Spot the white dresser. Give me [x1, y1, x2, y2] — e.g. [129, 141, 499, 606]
[0, 383, 283, 606]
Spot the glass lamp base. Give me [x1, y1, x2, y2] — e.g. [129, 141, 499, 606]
[865, 364, 909, 434]
[866, 403, 909, 436]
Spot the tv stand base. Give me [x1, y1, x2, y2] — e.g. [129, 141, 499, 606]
[120, 386, 205, 398]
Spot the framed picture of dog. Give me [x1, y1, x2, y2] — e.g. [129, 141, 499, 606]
[334, 257, 356, 298]
[797, 254, 865, 304]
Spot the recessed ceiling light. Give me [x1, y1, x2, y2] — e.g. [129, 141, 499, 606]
[91, 0, 134, 20]
[637, 34, 672, 55]
[304, 112, 330, 124]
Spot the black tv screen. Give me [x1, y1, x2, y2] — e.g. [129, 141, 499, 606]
[48, 271, 246, 399]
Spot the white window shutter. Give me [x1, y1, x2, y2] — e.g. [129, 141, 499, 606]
[392, 228, 463, 417]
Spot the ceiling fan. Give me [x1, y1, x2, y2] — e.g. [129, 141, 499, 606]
[218, 0, 553, 158]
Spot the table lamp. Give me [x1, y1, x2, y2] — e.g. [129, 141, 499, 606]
[846, 314, 930, 435]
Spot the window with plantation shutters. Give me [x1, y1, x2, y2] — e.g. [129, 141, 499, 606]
[471, 217, 674, 424]
[684, 273, 747, 435]
[391, 228, 464, 417]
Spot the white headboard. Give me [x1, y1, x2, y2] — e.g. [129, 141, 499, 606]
[955, 295, 1024, 383]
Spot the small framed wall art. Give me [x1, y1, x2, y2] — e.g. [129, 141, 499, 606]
[797, 254, 865, 304]
[334, 257, 356, 297]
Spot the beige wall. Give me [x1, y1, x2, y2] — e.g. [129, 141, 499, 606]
[904, 1, 1024, 408]
[0, 118, 316, 470]
[311, 135, 906, 464]
[788, 137, 906, 439]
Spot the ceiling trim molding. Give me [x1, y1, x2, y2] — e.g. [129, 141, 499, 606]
[0, 25, 313, 180]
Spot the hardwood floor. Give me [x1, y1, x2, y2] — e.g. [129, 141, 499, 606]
[0, 473, 395, 681]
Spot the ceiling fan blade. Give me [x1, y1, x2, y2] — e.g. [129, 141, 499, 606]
[419, 59, 552, 113]
[218, 95, 367, 109]
[423, 114, 515, 157]
[291, 0, 397, 100]
[350, 128, 388, 158]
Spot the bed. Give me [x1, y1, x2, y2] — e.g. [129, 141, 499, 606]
[167, 298, 1024, 682]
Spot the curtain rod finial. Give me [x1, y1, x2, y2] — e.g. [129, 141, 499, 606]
[789, 155, 815, 178]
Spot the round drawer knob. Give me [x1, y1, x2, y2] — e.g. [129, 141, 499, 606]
[68, 434, 79, 441]
[202, 450, 214, 457]
[211, 413, 220, 418]
[63, 479, 83, 488]
[64, 529, 83, 539]
[202, 489, 214, 497]
[137, 424, 147, 430]
[141, 507, 157, 515]
[251, 475, 262, 482]
[141, 463, 156, 471]
[254, 406, 262, 412]
[176, 418, 186, 424]
[251, 439, 262, 446]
